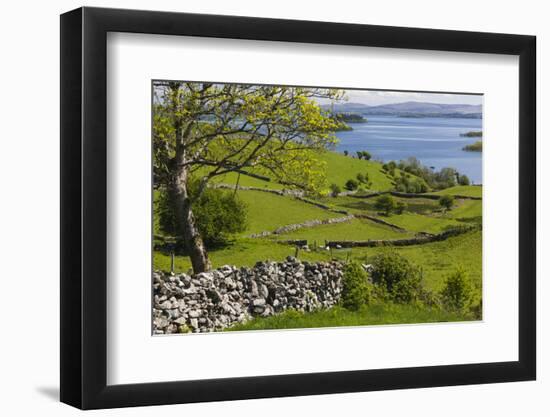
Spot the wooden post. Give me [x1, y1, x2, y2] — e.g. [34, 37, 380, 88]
[170, 250, 175, 275]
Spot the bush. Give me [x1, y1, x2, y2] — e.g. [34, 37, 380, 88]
[439, 195, 455, 211]
[395, 201, 406, 214]
[458, 174, 471, 186]
[341, 262, 372, 310]
[158, 185, 248, 248]
[370, 252, 423, 303]
[345, 179, 359, 191]
[440, 268, 473, 312]
[193, 188, 248, 247]
[356, 173, 365, 183]
[374, 194, 396, 216]
[329, 183, 342, 197]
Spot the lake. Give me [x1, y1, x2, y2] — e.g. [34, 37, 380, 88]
[334, 116, 483, 184]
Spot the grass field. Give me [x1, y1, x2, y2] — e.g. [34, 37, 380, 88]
[197, 150, 427, 194]
[381, 212, 463, 234]
[235, 190, 340, 236]
[154, 237, 335, 273]
[273, 217, 410, 242]
[209, 170, 285, 190]
[320, 151, 396, 191]
[156, 229, 482, 300]
[153, 148, 482, 330]
[431, 185, 483, 198]
[445, 199, 483, 222]
[228, 303, 471, 331]
[358, 230, 482, 294]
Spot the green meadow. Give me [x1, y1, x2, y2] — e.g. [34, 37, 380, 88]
[154, 149, 482, 329]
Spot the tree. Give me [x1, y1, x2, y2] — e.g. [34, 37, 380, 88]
[329, 183, 341, 197]
[341, 263, 372, 310]
[370, 252, 423, 303]
[374, 194, 396, 216]
[343, 150, 349, 156]
[395, 201, 406, 215]
[356, 173, 365, 183]
[158, 185, 247, 248]
[356, 150, 372, 160]
[440, 268, 473, 312]
[439, 195, 455, 211]
[153, 82, 343, 272]
[458, 174, 470, 186]
[345, 179, 359, 191]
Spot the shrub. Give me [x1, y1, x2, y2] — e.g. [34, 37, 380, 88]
[439, 195, 455, 211]
[341, 262, 372, 310]
[458, 174, 471, 186]
[374, 194, 396, 216]
[329, 183, 341, 197]
[370, 252, 423, 303]
[157, 185, 248, 248]
[440, 268, 473, 312]
[395, 201, 406, 214]
[356, 173, 365, 183]
[193, 188, 248, 247]
[345, 179, 359, 191]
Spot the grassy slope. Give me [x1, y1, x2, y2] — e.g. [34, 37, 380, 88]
[210, 170, 285, 190]
[320, 151, 397, 191]
[446, 199, 483, 221]
[156, 230, 482, 299]
[228, 304, 470, 331]
[431, 185, 482, 198]
[193, 150, 428, 194]
[154, 237, 333, 273]
[357, 230, 482, 294]
[235, 190, 339, 236]
[382, 212, 463, 234]
[273, 217, 410, 242]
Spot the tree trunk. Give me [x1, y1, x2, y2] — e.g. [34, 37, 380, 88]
[171, 126, 212, 272]
[172, 165, 212, 274]
[168, 82, 212, 274]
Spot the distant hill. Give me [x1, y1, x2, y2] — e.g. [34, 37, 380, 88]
[322, 101, 482, 118]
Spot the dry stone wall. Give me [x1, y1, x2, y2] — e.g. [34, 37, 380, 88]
[153, 257, 345, 334]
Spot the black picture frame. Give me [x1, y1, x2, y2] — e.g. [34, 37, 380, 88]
[60, 6, 536, 410]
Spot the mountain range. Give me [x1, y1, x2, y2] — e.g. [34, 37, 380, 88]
[321, 101, 482, 118]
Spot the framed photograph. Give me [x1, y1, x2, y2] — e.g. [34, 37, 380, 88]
[60, 6, 536, 409]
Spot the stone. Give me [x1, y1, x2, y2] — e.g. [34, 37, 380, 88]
[152, 259, 345, 333]
[188, 310, 201, 318]
[252, 298, 266, 307]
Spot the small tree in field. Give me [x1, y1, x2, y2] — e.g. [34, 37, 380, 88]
[374, 194, 396, 216]
[370, 252, 423, 303]
[345, 179, 359, 191]
[439, 195, 455, 211]
[158, 185, 248, 248]
[458, 174, 470, 186]
[395, 201, 406, 215]
[341, 263, 372, 310]
[440, 268, 473, 312]
[329, 183, 342, 197]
